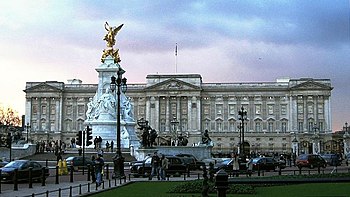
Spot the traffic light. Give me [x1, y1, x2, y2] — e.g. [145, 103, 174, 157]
[6, 132, 12, 148]
[86, 126, 93, 146]
[76, 131, 83, 146]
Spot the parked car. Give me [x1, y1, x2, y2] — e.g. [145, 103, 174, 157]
[249, 157, 283, 171]
[321, 154, 342, 166]
[296, 154, 327, 169]
[0, 160, 8, 168]
[130, 155, 187, 177]
[66, 156, 93, 171]
[175, 154, 205, 170]
[213, 157, 248, 173]
[0, 160, 49, 182]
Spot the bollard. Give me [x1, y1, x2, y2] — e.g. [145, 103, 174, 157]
[58, 188, 61, 197]
[55, 165, 59, 184]
[79, 184, 82, 195]
[29, 167, 33, 188]
[58, 159, 63, 176]
[215, 169, 228, 197]
[87, 164, 91, 181]
[41, 167, 46, 186]
[14, 168, 18, 191]
[109, 179, 111, 188]
[187, 166, 190, 177]
[88, 182, 90, 193]
[46, 159, 48, 167]
[70, 165, 74, 183]
[106, 164, 109, 180]
[279, 166, 282, 175]
[46, 190, 49, 197]
[69, 186, 72, 197]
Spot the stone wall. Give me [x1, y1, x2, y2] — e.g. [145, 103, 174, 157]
[0, 144, 36, 161]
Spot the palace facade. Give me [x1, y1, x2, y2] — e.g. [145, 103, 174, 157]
[24, 74, 339, 155]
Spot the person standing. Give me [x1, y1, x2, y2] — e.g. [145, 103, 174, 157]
[94, 153, 105, 186]
[149, 151, 160, 180]
[90, 155, 96, 183]
[160, 154, 168, 180]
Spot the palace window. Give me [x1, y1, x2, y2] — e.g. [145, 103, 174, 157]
[298, 104, 303, 114]
[229, 104, 235, 115]
[32, 105, 38, 115]
[268, 105, 274, 115]
[281, 122, 287, 132]
[228, 120, 236, 132]
[298, 122, 303, 131]
[255, 122, 262, 132]
[41, 106, 47, 115]
[216, 104, 223, 115]
[281, 105, 287, 115]
[204, 105, 210, 115]
[318, 104, 324, 114]
[255, 105, 261, 115]
[268, 122, 274, 132]
[308, 104, 313, 114]
[216, 120, 223, 132]
[50, 105, 56, 115]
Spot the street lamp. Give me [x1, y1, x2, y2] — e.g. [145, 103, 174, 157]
[344, 122, 348, 133]
[110, 71, 127, 178]
[25, 123, 31, 144]
[238, 106, 247, 158]
[170, 116, 179, 146]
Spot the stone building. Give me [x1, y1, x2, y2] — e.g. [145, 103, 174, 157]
[24, 74, 335, 155]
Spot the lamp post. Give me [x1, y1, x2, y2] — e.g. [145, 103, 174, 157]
[25, 123, 31, 144]
[344, 122, 348, 133]
[110, 71, 127, 178]
[170, 116, 179, 146]
[238, 106, 247, 158]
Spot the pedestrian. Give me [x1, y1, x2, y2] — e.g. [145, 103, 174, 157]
[160, 154, 168, 180]
[110, 141, 114, 152]
[94, 153, 105, 187]
[232, 153, 239, 177]
[91, 155, 96, 183]
[149, 151, 160, 180]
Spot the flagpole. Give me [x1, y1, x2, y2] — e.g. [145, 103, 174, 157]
[175, 43, 178, 73]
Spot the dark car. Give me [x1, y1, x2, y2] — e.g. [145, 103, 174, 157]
[0, 160, 49, 182]
[130, 155, 187, 177]
[214, 157, 249, 173]
[0, 160, 8, 168]
[175, 154, 205, 170]
[249, 157, 282, 171]
[66, 156, 93, 171]
[321, 154, 342, 166]
[296, 154, 327, 169]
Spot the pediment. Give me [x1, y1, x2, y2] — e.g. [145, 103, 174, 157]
[290, 81, 332, 90]
[145, 78, 201, 91]
[25, 83, 63, 92]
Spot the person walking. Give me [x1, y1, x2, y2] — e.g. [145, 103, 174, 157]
[94, 153, 105, 187]
[160, 154, 168, 180]
[149, 151, 160, 180]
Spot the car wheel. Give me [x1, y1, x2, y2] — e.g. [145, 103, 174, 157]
[310, 164, 314, 169]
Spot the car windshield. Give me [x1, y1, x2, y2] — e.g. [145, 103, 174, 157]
[218, 159, 231, 165]
[252, 158, 261, 163]
[4, 161, 24, 168]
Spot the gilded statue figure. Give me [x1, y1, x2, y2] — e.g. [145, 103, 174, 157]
[104, 22, 124, 48]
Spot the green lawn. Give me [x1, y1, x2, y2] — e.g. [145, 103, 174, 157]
[92, 181, 350, 197]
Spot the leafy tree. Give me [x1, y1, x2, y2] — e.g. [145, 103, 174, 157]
[0, 104, 21, 127]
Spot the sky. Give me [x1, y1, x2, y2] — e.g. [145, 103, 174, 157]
[0, 0, 349, 131]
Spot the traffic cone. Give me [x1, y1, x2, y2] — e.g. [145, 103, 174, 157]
[62, 159, 68, 175]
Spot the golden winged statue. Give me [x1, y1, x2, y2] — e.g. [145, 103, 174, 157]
[104, 22, 124, 48]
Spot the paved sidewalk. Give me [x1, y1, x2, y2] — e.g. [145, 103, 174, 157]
[0, 176, 200, 197]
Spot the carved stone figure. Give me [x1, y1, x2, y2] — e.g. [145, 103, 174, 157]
[201, 129, 211, 145]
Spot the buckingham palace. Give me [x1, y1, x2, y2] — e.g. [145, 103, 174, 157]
[24, 73, 339, 155]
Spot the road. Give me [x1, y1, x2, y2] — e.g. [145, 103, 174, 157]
[1, 161, 349, 195]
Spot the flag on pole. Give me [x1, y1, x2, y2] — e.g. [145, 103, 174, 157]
[175, 43, 178, 56]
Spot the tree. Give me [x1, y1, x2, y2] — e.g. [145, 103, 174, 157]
[0, 105, 21, 127]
